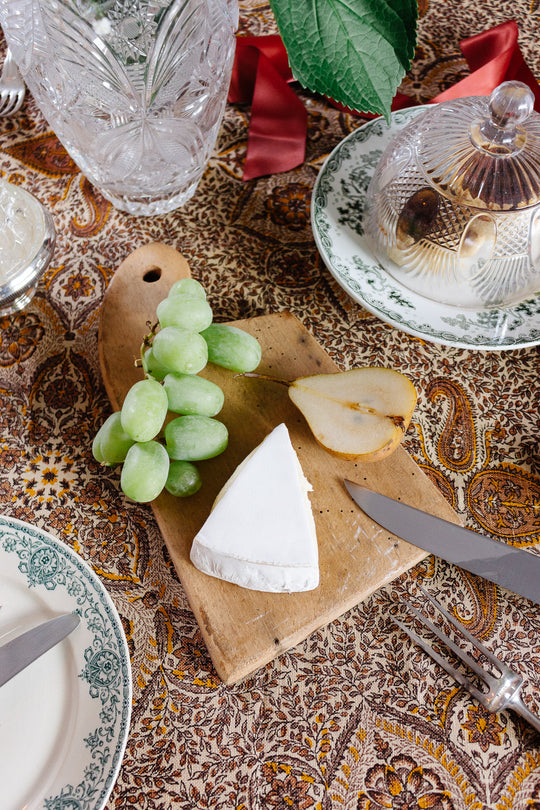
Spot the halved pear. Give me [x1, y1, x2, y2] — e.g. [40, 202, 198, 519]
[287, 368, 417, 461]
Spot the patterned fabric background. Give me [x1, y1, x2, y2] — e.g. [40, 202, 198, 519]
[1, 1, 540, 808]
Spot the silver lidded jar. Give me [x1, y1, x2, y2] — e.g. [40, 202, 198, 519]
[364, 81, 540, 309]
[0, 179, 55, 316]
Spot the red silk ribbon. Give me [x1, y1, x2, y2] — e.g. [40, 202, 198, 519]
[228, 35, 307, 181]
[433, 20, 540, 106]
[228, 20, 540, 181]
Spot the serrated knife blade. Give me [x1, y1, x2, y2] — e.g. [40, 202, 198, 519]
[344, 479, 540, 605]
[0, 612, 80, 687]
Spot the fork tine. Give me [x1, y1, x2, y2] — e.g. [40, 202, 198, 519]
[393, 614, 487, 703]
[9, 96, 23, 115]
[0, 95, 16, 115]
[417, 584, 507, 672]
[396, 593, 489, 683]
[3, 91, 24, 116]
[2, 92, 24, 116]
[395, 588, 540, 733]
[0, 48, 26, 117]
[0, 90, 14, 110]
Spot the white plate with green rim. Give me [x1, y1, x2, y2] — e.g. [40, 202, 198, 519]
[0, 516, 131, 810]
[311, 106, 540, 350]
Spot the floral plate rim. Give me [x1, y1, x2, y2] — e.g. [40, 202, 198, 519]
[0, 515, 131, 810]
[311, 106, 540, 351]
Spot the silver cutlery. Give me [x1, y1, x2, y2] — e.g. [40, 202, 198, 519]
[345, 479, 540, 605]
[0, 47, 25, 117]
[394, 585, 540, 733]
[0, 612, 80, 686]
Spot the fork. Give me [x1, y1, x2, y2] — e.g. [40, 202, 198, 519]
[394, 584, 540, 733]
[0, 47, 25, 117]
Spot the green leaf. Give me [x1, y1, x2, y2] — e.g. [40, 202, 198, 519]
[269, 0, 418, 122]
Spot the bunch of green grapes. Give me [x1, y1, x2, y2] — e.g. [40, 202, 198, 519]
[92, 278, 262, 503]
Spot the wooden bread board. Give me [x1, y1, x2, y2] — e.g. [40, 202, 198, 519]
[98, 243, 460, 684]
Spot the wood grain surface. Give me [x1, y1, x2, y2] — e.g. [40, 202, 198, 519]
[98, 243, 461, 684]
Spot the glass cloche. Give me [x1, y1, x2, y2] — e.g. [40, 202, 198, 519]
[364, 81, 540, 309]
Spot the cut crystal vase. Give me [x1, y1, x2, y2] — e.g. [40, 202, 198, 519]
[0, 0, 238, 215]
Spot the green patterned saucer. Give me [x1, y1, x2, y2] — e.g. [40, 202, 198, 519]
[311, 106, 540, 350]
[0, 516, 131, 810]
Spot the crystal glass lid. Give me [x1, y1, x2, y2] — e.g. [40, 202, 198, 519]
[418, 81, 540, 210]
[364, 81, 540, 309]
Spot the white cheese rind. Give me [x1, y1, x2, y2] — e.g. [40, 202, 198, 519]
[190, 423, 319, 593]
[189, 543, 319, 592]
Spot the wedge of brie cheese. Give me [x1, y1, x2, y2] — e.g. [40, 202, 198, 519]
[190, 423, 319, 592]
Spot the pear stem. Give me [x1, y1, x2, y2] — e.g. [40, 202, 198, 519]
[237, 372, 292, 387]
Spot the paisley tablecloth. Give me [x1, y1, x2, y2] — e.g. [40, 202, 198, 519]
[1, 1, 540, 807]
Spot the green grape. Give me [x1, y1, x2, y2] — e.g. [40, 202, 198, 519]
[163, 372, 224, 416]
[93, 412, 135, 465]
[152, 326, 208, 375]
[165, 460, 202, 497]
[201, 323, 262, 372]
[121, 441, 170, 502]
[92, 432, 105, 463]
[165, 415, 228, 460]
[169, 278, 207, 299]
[141, 346, 169, 381]
[156, 295, 213, 333]
[120, 378, 169, 442]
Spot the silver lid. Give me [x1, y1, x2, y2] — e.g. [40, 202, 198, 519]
[0, 180, 56, 315]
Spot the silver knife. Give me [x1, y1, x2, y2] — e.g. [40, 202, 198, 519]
[0, 612, 80, 687]
[344, 479, 540, 605]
